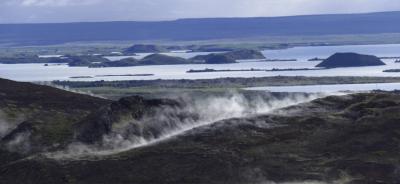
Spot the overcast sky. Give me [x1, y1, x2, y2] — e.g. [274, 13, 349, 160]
[0, 0, 399, 23]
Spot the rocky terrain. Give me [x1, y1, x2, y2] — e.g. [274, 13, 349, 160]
[316, 52, 386, 68]
[1, 78, 400, 183]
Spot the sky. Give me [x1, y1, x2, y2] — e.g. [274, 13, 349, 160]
[0, 0, 399, 23]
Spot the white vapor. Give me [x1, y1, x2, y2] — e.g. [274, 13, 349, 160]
[47, 91, 341, 159]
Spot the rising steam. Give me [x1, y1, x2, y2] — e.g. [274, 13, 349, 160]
[48, 91, 342, 159]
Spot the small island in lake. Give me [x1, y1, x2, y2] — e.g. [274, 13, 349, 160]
[67, 55, 110, 67]
[187, 68, 322, 73]
[383, 69, 400, 73]
[190, 49, 265, 64]
[316, 52, 386, 68]
[222, 49, 266, 60]
[90, 58, 139, 67]
[308, 57, 325, 61]
[123, 44, 168, 54]
[91, 54, 191, 67]
[203, 54, 237, 64]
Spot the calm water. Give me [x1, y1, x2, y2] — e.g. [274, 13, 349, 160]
[2, 44, 400, 82]
[245, 83, 400, 93]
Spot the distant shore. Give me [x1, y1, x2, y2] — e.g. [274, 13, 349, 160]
[52, 76, 400, 99]
[187, 68, 323, 73]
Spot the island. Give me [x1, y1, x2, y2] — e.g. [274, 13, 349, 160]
[202, 54, 237, 64]
[91, 54, 191, 67]
[90, 58, 140, 67]
[383, 69, 400, 73]
[139, 54, 190, 65]
[308, 57, 325, 61]
[67, 55, 110, 67]
[190, 49, 265, 63]
[316, 52, 386, 68]
[187, 68, 322, 73]
[123, 44, 168, 54]
[222, 49, 266, 60]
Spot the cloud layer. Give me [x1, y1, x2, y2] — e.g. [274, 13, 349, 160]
[1, 0, 400, 23]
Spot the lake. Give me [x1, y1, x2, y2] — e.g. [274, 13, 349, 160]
[2, 44, 400, 82]
[245, 83, 400, 93]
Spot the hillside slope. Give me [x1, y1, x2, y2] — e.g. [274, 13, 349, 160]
[0, 77, 400, 183]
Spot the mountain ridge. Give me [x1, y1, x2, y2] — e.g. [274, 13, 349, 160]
[1, 11, 400, 45]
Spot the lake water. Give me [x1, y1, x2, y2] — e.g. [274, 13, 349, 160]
[2, 44, 400, 82]
[245, 83, 400, 93]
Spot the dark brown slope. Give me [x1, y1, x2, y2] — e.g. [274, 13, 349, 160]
[2, 92, 400, 184]
[0, 78, 110, 111]
[0, 78, 111, 155]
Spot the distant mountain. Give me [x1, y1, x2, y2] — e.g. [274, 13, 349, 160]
[1, 11, 400, 45]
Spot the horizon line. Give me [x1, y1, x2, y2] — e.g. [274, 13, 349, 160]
[1, 10, 399, 25]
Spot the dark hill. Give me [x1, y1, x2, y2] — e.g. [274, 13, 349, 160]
[0, 78, 110, 155]
[223, 49, 266, 60]
[1, 11, 400, 45]
[90, 54, 190, 67]
[139, 54, 190, 65]
[204, 54, 237, 64]
[316, 52, 386, 68]
[67, 55, 110, 67]
[3, 78, 400, 183]
[2, 89, 400, 183]
[123, 44, 168, 54]
[90, 57, 139, 67]
[191, 49, 265, 62]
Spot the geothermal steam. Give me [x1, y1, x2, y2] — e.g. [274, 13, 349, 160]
[50, 92, 336, 159]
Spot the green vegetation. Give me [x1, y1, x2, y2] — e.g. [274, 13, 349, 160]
[0, 78, 110, 152]
[54, 76, 400, 89]
[52, 76, 400, 99]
